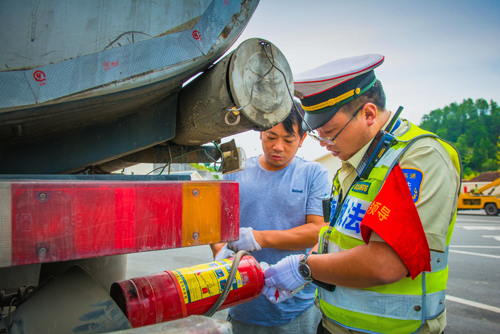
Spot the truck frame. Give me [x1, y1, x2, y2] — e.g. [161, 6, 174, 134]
[0, 1, 294, 332]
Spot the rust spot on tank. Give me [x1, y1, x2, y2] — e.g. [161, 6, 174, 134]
[157, 16, 201, 37]
[220, 0, 253, 39]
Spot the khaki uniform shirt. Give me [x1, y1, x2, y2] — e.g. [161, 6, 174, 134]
[323, 111, 460, 334]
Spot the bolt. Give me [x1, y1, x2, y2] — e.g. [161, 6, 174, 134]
[414, 305, 421, 312]
[38, 193, 46, 200]
[192, 189, 199, 197]
[192, 232, 199, 240]
[39, 247, 46, 255]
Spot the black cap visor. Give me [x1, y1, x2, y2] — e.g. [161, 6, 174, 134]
[301, 105, 341, 131]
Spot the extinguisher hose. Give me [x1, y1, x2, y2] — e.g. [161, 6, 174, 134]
[204, 250, 250, 317]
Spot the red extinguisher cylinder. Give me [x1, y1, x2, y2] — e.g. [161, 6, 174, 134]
[110, 255, 264, 328]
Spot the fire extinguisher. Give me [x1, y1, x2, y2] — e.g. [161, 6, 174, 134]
[110, 252, 264, 328]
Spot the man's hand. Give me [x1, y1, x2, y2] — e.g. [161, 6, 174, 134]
[214, 244, 236, 261]
[227, 227, 262, 252]
[263, 254, 307, 291]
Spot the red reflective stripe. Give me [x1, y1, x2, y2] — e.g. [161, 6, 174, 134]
[115, 188, 135, 250]
[12, 183, 73, 264]
[220, 182, 239, 242]
[6, 181, 238, 267]
[75, 187, 115, 255]
[135, 185, 183, 250]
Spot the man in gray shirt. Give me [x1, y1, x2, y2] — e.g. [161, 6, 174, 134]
[211, 103, 331, 333]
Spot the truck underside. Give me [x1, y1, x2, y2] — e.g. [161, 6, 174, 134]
[0, 1, 293, 332]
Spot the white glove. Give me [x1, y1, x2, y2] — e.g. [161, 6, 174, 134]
[227, 227, 261, 252]
[263, 254, 307, 291]
[214, 244, 236, 261]
[262, 285, 295, 304]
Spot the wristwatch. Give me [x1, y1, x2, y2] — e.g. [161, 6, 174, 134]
[298, 254, 313, 281]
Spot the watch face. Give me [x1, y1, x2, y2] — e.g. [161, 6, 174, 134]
[298, 264, 311, 280]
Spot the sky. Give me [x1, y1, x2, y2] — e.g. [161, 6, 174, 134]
[222, 0, 500, 161]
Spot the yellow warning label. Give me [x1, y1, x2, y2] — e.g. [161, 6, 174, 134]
[172, 259, 243, 304]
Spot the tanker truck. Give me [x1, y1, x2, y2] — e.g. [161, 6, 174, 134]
[0, 1, 294, 332]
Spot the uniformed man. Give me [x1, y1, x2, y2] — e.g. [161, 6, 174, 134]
[262, 54, 461, 334]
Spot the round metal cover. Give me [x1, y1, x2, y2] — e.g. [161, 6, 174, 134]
[228, 38, 293, 128]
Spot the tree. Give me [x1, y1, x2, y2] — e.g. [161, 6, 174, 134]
[482, 159, 498, 173]
[487, 101, 500, 145]
[455, 134, 471, 166]
[463, 167, 479, 180]
[470, 142, 486, 171]
[479, 137, 495, 160]
[476, 98, 489, 117]
[419, 98, 499, 175]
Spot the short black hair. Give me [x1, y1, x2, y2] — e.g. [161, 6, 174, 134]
[281, 100, 306, 138]
[342, 80, 386, 115]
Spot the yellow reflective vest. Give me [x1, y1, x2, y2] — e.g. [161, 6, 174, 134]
[317, 121, 461, 334]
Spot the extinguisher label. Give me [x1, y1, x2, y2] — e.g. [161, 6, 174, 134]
[172, 259, 243, 304]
